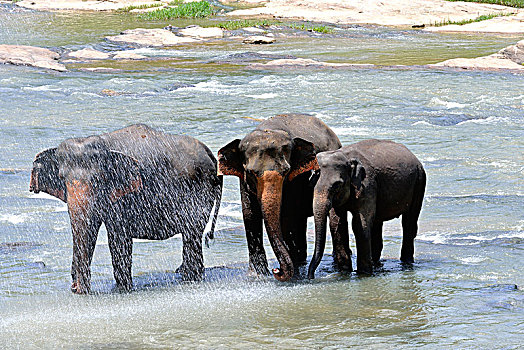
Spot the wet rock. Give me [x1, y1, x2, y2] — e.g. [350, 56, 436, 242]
[100, 89, 121, 96]
[0, 44, 66, 71]
[67, 48, 110, 60]
[106, 28, 199, 47]
[219, 51, 295, 63]
[178, 25, 224, 39]
[243, 36, 275, 44]
[499, 40, 524, 65]
[112, 51, 148, 60]
[250, 58, 373, 69]
[430, 53, 524, 71]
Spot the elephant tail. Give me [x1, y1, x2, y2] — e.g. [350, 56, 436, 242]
[205, 175, 223, 247]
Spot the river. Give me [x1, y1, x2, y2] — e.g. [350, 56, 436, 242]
[0, 4, 523, 349]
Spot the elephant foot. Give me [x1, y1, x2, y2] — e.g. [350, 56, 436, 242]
[177, 263, 204, 282]
[356, 259, 373, 275]
[71, 281, 90, 295]
[248, 258, 270, 276]
[400, 256, 414, 264]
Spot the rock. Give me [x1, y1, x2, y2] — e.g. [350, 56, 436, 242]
[425, 12, 524, 34]
[250, 58, 374, 69]
[430, 54, 524, 71]
[243, 36, 275, 44]
[179, 25, 224, 39]
[499, 40, 524, 65]
[112, 51, 148, 60]
[243, 27, 267, 33]
[101, 89, 121, 96]
[14, 0, 164, 11]
[68, 48, 110, 60]
[0, 44, 66, 71]
[106, 28, 199, 47]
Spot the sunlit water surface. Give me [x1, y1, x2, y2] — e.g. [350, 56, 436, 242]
[0, 5, 523, 349]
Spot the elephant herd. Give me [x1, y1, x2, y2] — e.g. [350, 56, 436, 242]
[29, 114, 426, 294]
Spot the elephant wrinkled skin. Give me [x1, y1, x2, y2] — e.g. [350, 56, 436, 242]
[309, 139, 426, 278]
[217, 114, 341, 281]
[30, 124, 222, 294]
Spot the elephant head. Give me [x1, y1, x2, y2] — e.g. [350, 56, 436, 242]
[30, 136, 142, 294]
[308, 151, 366, 279]
[217, 129, 318, 281]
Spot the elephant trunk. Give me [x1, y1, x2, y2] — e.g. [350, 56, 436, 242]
[258, 171, 294, 282]
[67, 180, 98, 294]
[308, 188, 332, 279]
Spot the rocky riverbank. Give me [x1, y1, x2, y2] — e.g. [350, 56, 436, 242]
[1, 0, 523, 72]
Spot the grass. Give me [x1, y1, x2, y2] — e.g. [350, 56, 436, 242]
[140, 1, 216, 20]
[214, 19, 281, 30]
[446, 0, 524, 8]
[116, 3, 163, 13]
[431, 12, 515, 26]
[288, 23, 334, 34]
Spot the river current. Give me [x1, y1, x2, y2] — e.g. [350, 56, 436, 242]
[0, 5, 523, 349]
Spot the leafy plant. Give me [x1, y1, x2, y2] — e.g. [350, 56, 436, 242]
[431, 12, 515, 26]
[446, 0, 524, 8]
[140, 1, 216, 20]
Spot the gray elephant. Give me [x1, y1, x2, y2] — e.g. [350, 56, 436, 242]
[308, 139, 426, 278]
[217, 114, 343, 281]
[29, 124, 222, 294]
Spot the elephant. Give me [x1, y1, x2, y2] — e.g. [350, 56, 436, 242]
[29, 124, 222, 294]
[217, 113, 342, 281]
[308, 139, 426, 279]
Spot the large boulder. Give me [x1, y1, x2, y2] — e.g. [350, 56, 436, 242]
[106, 28, 199, 47]
[0, 44, 66, 71]
[499, 40, 524, 65]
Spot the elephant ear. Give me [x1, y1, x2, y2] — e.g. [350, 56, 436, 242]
[349, 159, 366, 199]
[217, 139, 244, 180]
[288, 138, 319, 181]
[106, 151, 143, 203]
[29, 148, 67, 202]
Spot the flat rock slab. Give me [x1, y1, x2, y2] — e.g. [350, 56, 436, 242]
[229, 0, 521, 30]
[250, 58, 374, 69]
[430, 54, 524, 71]
[0, 44, 66, 71]
[106, 28, 199, 47]
[14, 0, 166, 11]
[178, 25, 224, 39]
[426, 12, 524, 33]
[243, 36, 275, 44]
[68, 48, 110, 60]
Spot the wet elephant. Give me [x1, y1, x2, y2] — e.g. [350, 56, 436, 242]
[217, 114, 342, 281]
[29, 124, 222, 294]
[308, 139, 426, 278]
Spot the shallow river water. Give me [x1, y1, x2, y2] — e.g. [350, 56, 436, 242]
[0, 5, 523, 349]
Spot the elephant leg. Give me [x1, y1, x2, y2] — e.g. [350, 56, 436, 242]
[352, 213, 373, 275]
[107, 222, 133, 292]
[329, 209, 352, 272]
[180, 227, 204, 282]
[371, 220, 383, 266]
[400, 206, 421, 264]
[240, 182, 269, 275]
[401, 175, 425, 263]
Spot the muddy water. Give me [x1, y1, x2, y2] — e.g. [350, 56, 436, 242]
[1, 5, 523, 349]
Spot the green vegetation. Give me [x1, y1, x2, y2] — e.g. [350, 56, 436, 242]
[446, 0, 524, 8]
[116, 3, 163, 13]
[214, 19, 281, 30]
[431, 12, 515, 26]
[140, 1, 216, 20]
[288, 23, 334, 34]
